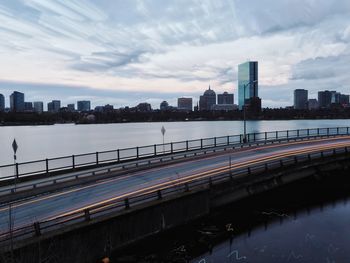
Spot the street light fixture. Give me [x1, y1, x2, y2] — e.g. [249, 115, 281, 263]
[243, 80, 258, 143]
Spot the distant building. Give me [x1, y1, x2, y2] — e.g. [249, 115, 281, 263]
[238, 61, 259, 110]
[318, 91, 332, 108]
[340, 94, 350, 106]
[10, 91, 25, 112]
[24, 102, 33, 112]
[308, 99, 319, 110]
[218, 92, 234, 105]
[199, 86, 216, 111]
[294, 89, 308, 110]
[177, 98, 193, 111]
[136, 103, 152, 112]
[67, 104, 75, 112]
[77, 101, 91, 112]
[211, 104, 238, 111]
[160, 101, 170, 111]
[33, 101, 44, 113]
[0, 94, 4, 111]
[331, 91, 341, 104]
[104, 104, 114, 112]
[48, 100, 61, 113]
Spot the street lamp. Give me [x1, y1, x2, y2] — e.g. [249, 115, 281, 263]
[243, 80, 258, 143]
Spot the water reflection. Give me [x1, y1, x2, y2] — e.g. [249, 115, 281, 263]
[114, 172, 350, 263]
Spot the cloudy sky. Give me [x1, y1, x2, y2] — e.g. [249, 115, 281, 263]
[0, 0, 349, 109]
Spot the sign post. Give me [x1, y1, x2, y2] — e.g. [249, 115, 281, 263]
[161, 126, 166, 154]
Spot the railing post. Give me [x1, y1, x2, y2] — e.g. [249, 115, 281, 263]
[45, 158, 49, 174]
[214, 137, 217, 147]
[96, 152, 99, 165]
[317, 128, 320, 136]
[170, 142, 173, 153]
[227, 136, 229, 146]
[117, 149, 120, 162]
[327, 128, 330, 136]
[307, 129, 310, 137]
[253, 133, 256, 142]
[154, 145, 157, 156]
[157, 190, 162, 200]
[136, 147, 139, 159]
[84, 209, 90, 221]
[124, 198, 130, 209]
[15, 163, 19, 178]
[347, 127, 349, 135]
[34, 222, 41, 236]
[297, 130, 300, 137]
[265, 132, 267, 141]
[337, 127, 339, 135]
[186, 141, 189, 151]
[72, 155, 75, 169]
[276, 131, 278, 139]
[287, 130, 289, 139]
[200, 139, 203, 149]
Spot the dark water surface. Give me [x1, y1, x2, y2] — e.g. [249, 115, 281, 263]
[113, 171, 350, 263]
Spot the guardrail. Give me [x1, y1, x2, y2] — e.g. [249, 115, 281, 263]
[0, 127, 349, 181]
[0, 145, 349, 249]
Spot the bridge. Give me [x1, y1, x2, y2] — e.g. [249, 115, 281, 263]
[0, 127, 350, 262]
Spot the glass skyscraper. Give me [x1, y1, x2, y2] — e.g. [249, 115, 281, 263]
[238, 61, 258, 110]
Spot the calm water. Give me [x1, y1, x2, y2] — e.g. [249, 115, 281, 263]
[114, 173, 350, 263]
[0, 120, 350, 164]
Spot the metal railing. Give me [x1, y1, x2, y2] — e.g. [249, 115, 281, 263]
[0, 145, 349, 249]
[0, 127, 349, 181]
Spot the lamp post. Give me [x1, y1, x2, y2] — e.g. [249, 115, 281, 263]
[161, 126, 166, 154]
[243, 80, 258, 143]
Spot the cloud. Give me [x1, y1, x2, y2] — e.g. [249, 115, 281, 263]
[0, 0, 350, 108]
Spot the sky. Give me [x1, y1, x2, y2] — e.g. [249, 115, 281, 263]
[0, 0, 350, 109]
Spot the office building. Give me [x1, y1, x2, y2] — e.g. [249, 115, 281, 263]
[136, 103, 152, 112]
[77, 101, 91, 112]
[308, 99, 319, 110]
[0, 94, 4, 111]
[10, 91, 25, 112]
[211, 104, 238, 111]
[24, 102, 33, 112]
[318, 91, 332, 108]
[67, 104, 75, 112]
[294, 89, 308, 110]
[48, 100, 61, 113]
[33, 101, 44, 113]
[177, 97, 193, 111]
[218, 92, 234, 105]
[199, 86, 216, 111]
[340, 94, 350, 106]
[238, 61, 259, 110]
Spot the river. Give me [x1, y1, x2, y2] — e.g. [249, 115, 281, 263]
[0, 119, 349, 164]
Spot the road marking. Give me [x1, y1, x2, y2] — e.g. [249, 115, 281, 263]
[42, 141, 350, 221]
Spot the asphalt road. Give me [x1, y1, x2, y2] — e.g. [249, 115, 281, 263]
[1, 136, 350, 233]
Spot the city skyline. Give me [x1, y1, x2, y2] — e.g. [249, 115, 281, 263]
[0, 1, 350, 108]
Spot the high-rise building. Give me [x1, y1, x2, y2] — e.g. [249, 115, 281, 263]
[67, 104, 75, 112]
[218, 92, 234, 105]
[177, 98, 193, 111]
[77, 101, 91, 112]
[294, 89, 308, 110]
[0, 94, 4, 111]
[48, 100, 61, 113]
[33, 101, 44, 113]
[199, 86, 216, 111]
[136, 103, 152, 112]
[238, 61, 259, 110]
[308, 99, 319, 110]
[24, 102, 33, 112]
[331, 91, 341, 104]
[318, 91, 332, 108]
[10, 91, 25, 112]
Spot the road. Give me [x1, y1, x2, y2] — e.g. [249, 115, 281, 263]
[0, 136, 350, 234]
